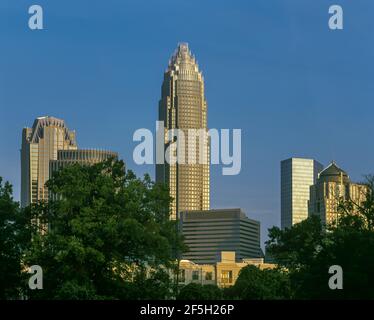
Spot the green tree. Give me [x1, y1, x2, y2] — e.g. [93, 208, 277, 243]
[266, 176, 374, 299]
[266, 215, 325, 273]
[177, 283, 223, 300]
[23, 159, 184, 299]
[225, 265, 291, 300]
[300, 175, 374, 299]
[0, 178, 29, 299]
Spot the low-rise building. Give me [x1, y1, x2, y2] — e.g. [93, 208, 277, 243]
[178, 251, 275, 288]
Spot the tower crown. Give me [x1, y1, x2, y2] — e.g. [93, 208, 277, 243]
[318, 161, 350, 184]
[167, 42, 199, 72]
[28, 116, 76, 146]
[157, 43, 209, 219]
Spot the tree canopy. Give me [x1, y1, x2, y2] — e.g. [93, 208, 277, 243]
[224, 265, 291, 300]
[266, 176, 374, 299]
[1, 168, 373, 300]
[23, 159, 184, 299]
[177, 283, 223, 300]
[0, 178, 23, 299]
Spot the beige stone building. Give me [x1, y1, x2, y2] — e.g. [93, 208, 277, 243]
[308, 161, 368, 226]
[178, 251, 275, 288]
[21, 116, 77, 207]
[156, 43, 210, 219]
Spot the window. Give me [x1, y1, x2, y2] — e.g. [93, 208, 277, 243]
[221, 270, 233, 284]
[205, 272, 213, 281]
[179, 269, 185, 283]
[192, 270, 199, 281]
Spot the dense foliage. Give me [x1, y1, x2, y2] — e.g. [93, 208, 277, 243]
[266, 176, 374, 299]
[1, 168, 373, 300]
[177, 283, 223, 300]
[0, 178, 24, 299]
[1, 159, 185, 299]
[224, 265, 291, 300]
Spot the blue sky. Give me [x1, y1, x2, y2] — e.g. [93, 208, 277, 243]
[1, 0, 373, 246]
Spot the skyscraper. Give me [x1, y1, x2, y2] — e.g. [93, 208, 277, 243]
[309, 161, 368, 226]
[21, 116, 77, 207]
[281, 157, 323, 229]
[156, 43, 210, 219]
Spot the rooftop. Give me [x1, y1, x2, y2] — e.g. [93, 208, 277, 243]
[318, 161, 350, 184]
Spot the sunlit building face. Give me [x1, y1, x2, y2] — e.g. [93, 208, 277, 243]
[281, 158, 323, 229]
[21, 116, 77, 207]
[156, 43, 210, 219]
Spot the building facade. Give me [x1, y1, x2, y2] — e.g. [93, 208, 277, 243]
[179, 209, 262, 264]
[308, 161, 368, 226]
[281, 158, 323, 229]
[50, 149, 118, 173]
[156, 43, 210, 219]
[178, 251, 275, 288]
[21, 116, 77, 207]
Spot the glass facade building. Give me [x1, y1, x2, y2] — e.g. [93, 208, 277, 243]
[21, 116, 77, 207]
[281, 158, 323, 229]
[156, 43, 210, 219]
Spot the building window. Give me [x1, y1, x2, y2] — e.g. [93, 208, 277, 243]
[192, 270, 199, 281]
[205, 272, 213, 281]
[221, 270, 233, 284]
[179, 269, 185, 283]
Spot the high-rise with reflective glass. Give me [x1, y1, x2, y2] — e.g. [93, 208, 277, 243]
[21, 116, 77, 207]
[156, 43, 210, 219]
[281, 158, 323, 229]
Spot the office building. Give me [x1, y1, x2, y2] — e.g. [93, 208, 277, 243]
[281, 158, 323, 229]
[179, 208, 262, 264]
[156, 43, 210, 219]
[50, 149, 118, 173]
[21, 116, 77, 207]
[309, 161, 368, 226]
